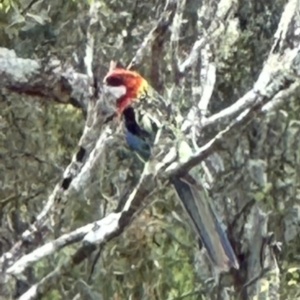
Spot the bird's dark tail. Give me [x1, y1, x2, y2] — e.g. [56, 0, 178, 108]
[171, 173, 239, 271]
[121, 106, 238, 270]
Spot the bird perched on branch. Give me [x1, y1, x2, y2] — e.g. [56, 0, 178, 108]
[103, 61, 239, 272]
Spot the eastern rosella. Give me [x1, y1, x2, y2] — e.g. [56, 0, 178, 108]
[103, 64, 239, 271]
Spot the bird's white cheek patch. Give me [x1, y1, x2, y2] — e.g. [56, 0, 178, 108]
[103, 85, 126, 100]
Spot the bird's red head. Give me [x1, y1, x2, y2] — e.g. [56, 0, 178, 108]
[103, 65, 148, 114]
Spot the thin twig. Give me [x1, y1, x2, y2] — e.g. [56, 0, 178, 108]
[127, 0, 177, 69]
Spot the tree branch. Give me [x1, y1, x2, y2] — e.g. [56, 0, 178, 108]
[2, 1, 299, 299]
[127, 0, 177, 69]
[0, 88, 115, 283]
[0, 48, 89, 110]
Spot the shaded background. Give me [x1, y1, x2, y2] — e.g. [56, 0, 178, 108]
[1, 0, 300, 299]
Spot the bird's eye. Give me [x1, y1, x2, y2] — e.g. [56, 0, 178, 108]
[106, 75, 123, 87]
